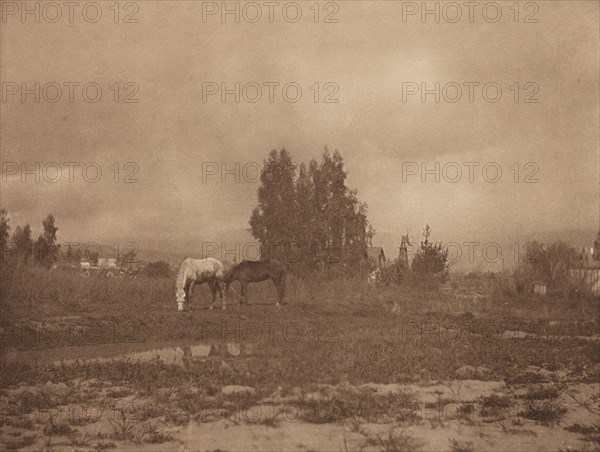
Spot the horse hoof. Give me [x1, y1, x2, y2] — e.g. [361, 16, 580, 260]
[222, 306, 226, 311]
[209, 306, 214, 310]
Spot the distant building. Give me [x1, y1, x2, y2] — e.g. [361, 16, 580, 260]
[122, 261, 140, 272]
[97, 258, 117, 269]
[367, 247, 386, 271]
[533, 281, 547, 296]
[569, 232, 600, 296]
[576, 246, 600, 269]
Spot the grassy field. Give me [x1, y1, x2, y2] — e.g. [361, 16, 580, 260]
[1, 264, 599, 451]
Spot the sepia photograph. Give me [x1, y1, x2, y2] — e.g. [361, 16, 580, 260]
[0, 1, 599, 450]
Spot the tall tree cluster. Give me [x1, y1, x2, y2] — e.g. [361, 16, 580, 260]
[0, 209, 9, 261]
[0, 211, 60, 266]
[249, 148, 373, 275]
[34, 214, 60, 266]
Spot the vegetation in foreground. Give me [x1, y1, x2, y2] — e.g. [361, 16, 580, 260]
[1, 261, 599, 389]
[1, 263, 598, 451]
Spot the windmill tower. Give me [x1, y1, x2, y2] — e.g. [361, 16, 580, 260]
[397, 232, 411, 280]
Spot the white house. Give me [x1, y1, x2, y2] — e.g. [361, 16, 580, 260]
[570, 246, 600, 296]
[97, 258, 117, 269]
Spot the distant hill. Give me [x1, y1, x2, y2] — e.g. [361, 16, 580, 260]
[63, 226, 598, 271]
[61, 228, 256, 265]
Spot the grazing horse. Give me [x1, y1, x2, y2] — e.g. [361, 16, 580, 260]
[224, 260, 287, 306]
[175, 258, 226, 312]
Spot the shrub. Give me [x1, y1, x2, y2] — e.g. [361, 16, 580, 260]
[410, 225, 448, 285]
[144, 261, 172, 278]
[522, 385, 561, 400]
[480, 394, 513, 417]
[520, 400, 567, 424]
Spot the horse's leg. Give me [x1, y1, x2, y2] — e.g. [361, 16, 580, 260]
[217, 280, 226, 310]
[182, 280, 190, 310]
[280, 272, 287, 305]
[240, 281, 247, 305]
[209, 280, 217, 310]
[272, 277, 281, 306]
[186, 279, 195, 310]
[182, 346, 191, 369]
[274, 273, 287, 306]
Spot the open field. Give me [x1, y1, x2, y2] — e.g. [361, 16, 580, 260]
[1, 267, 599, 451]
[3, 0, 599, 450]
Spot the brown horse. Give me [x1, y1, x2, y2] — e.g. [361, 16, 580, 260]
[224, 260, 287, 306]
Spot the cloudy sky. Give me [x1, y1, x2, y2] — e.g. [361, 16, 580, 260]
[1, 1, 598, 267]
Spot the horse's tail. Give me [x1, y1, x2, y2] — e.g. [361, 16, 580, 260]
[277, 268, 287, 303]
[281, 272, 287, 297]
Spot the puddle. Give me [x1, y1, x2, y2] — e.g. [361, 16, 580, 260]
[56, 342, 256, 367]
[501, 330, 600, 341]
[0, 341, 256, 369]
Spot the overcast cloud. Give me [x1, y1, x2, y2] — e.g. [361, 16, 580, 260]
[1, 1, 598, 266]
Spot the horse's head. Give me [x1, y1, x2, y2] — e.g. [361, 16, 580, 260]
[176, 288, 186, 311]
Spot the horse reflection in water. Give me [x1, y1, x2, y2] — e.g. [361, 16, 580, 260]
[176, 343, 252, 368]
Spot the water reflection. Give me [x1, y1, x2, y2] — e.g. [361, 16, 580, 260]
[56, 342, 255, 368]
[179, 342, 255, 369]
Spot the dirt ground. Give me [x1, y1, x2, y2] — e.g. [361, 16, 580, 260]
[1, 276, 599, 451]
[1, 373, 598, 451]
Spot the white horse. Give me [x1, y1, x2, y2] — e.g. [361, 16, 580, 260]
[175, 258, 226, 312]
